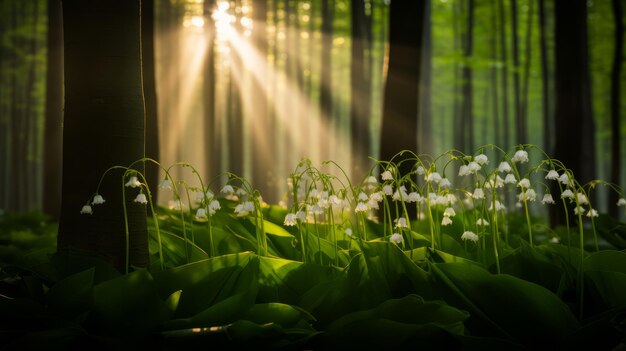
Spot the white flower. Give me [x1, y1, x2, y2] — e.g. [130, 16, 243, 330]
[416, 166, 425, 175]
[134, 193, 148, 204]
[195, 192, 206, 203]
[461, 231, 479, 242]
[92, 194, 106, 205]
[485, 175, 504, 189]
[284, 213, 298, 226]
[355, 202, 369, 213]
[518, 189, 537, 202]
[441, 217, 453, 226]
[296, 210, 307, 222]
[446, 194, 457, 205]
[406, 192, 422, 203]
[168, 200, 183, 210]
[517, 178, 531, 189]
[545, 170, 560, 180]
[488, 200, 506, 212]
[511, 150, 529, 163]
[549, 237, 560, 244]
[586, 209, 599, 218]
[542, 193, 555, 205]
[558, 173, 572, 186]
[358, 192, 369, 201]
[208, 199, 221, 215]
[158, 179, 173, 190]
[381, 170, 393, 181]
[576, 193, 589, 205]
[498, 161, 512, 173]
[234, 201, 255, 216]
[561, 189, 575, 199]
[195, 208, 208, 220]
[439, 178, 452, 189]
[383, 185, 393, 196]
[125, 176, 142, 188]
[458, 165, 470, 177]
[444, 207, 456, 217]
[390, 233, 403, 244]
[235, 187, 248, 196]
[221, 185, 235, 195]
[472, 188, 485, 200]
[307, 204, 324, 216]
[476, 218, 489, 226]
[345, 228, 353, 236]
[392, 186, 409, 201]
[365, 176, 378, 184]
[205, 190, 215, 200]
[574, 206, 585, 215]
[80, 205, 93, 214]
[502, 174, 516, 185]
[427, 172, 442, 183]
[394, 217, 408, 228]
[367, 198, 380, 210]
[475, 154, 489, 165]
[617, 198, 626, 207]
[370, 192, 384, 203]
[467, 162, 481, 174]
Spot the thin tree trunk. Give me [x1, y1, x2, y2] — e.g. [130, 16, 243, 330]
[227, 0, 243, 177]
[320, 0, 334, 162]
[519, 0, 534, 146]
[498, 0, 510, 147]
[419, 0, 433, 155]
[58, 0, 149, 271]
[539, 0, 551, 153]
[490, 0, 500, 148]
[460, 0, 474, 152]
[511, 0, 523, 145]
[609, 0, 623, 217]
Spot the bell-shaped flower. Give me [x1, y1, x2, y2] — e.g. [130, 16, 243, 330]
[80, 205, 93, 214]
[504, 174, 517, 185]
[370, 191, 384, 203]
[358, 192, 369, 201]
[168, 200, 183, 210]
[475, 154, 489, 165]
[381, 170, 393, 181]
[439, 178, 452, 189]
[284, 213, 298, 226]
[296, 210, 307, 222]
[488, 200, 506, 212]
[416, 166, 426, 175]
[234, 201, 255, 216]
[394, 217, 408, 229]
[476, 218, 489, 226]
[574, 206, 585, 215]
[617, 198, 626, 207]
[208, 199, 221, 215]
[221, 185, 235, 195]
[125, 176, 142, 188]
[461, 231, 479, 242]
[518, 189, 537, 202]
[365, 175, 378, 184]
[355, 202, 369, 213]
[158, 179, 173, 191]
[345, 228, 353, 236]
[558, 173, 573, 186]
[467, 161, 481, 174]
[444, 207, 456, 217]
[406, 192, 422, 203]
[511, 150, 529, 163]
[586, 209, 599, 218]
[576, 193, 589, 205]
[383, 185, 393, 196]
[92, 194, 106, 205]
[561, 189, 575, 199]
[426, 172, 442, 184]
[545, 170, 559, 180]
[134, 193, 148, 204]
[472, 188, 485, 200]
[498, 161, 512, 173]
[195, 208, 208, 220]
[542, 193, 555, 205]
[390, 233, 403, 244]
[441, 216, 453, 226]
[517, 178, 531, 189]
[458, 165, 470, 177]
[549, 237, 560, 244]
[367, 198, 380, 210]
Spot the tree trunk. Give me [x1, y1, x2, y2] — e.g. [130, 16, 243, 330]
[419, 0, 433, 155]
[490, 0, 500, 148]
[498, 0, 510, 147]
[379, 1, 425, 174]
[227, 1, 243, 177]
[350, 0, 373, 182]
[320, 0, 334, 162]
[142, 0, 160, 213]
[553, 0, 595, 224]
[519, 0, 534, 146]
[511, 0, 523, 145]
[539, 0, 551, 154]
[460, 0, 474, 152]
[58, 0, 149, 271]
[609, 0, 623, 217]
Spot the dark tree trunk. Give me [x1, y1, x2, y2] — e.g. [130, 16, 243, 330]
[58, 0, 149, 271]
[227, 1, 243, 177]
[490, 0, 500, 147]
[609, 0, 623, 217]
[498, 0, 510, 147]
[142, 0, 160, 212]
[203, 0, 218, 182]
[519, 0, 534, 146]
[460, 0, 474, 152]
[419, 0, 433, 155]
[553, 0, 595, 224]
[539, 0, 552, 154]
[379, 1, 425, 174]
[511, 0, 523, 145]
[320, 0, 334, 162]
[350, 0, 373, 182]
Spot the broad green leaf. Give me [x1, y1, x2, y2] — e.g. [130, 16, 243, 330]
[585, 270, 626, 309]
[583, 250, 626, 274]
[243, 303, 316, 328]
[46, 267, 94, 317]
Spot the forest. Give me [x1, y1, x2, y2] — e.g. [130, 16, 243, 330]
[0, 0, 625, 349]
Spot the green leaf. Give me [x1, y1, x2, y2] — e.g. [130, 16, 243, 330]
[46, 267, 94, 317]
[243, 303, 316, 328]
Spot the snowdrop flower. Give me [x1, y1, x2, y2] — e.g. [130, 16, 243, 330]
[498, 161, 512, 173]
[390, 233, 403, 244]
[617, 198, 626, 207]
[195, 208, 208, 220]
[416, 166, 425, 175]
[444, 207, 456, 217]
[517, 178, 531, 189]
[394, 217, 408, 229]
[545, 170, 560, 180]
[574, 206, 585, 215]
[476, 218, 489, 226]
[472, 188, 485, 200]
[406, 192, 422, 203]
[586, 209, 599, 218]
[576, 193, 589, 205]
[234, 201, 255, 216]
[195, 192, 206, 203]
[427, 172, 442, 183]
[458, 165, 470, 177]
[92, 194, 106, 205]
[561, 189, 575, 199]
[381, 170, 393, 181]
[504, 174, 517, 185]
[383, 185, 393, 196]
[345, 228, 353, 236]
[125, 176, 142, 188]
[511, 150, 529, 163]
[439, 178, 452, 189]
[518, 189, 537, 202]
[221, 185, 235, 195]
[461, 231, 479, 242]
[208, 200, 221, 215]
[158, 179, 173, 190]
[168, 200, 183, 210]
[358, 192, 369, 201]
[284, 213, 298, 226]
[542, 193, 555, 205]
[467, 161, 481, 174]
[134, 193, 148, 204]
[441, 217, 453, 226]
[475, 154, 489, 165]
[80, 205, 93, 214]
[355, 202, 369, 213]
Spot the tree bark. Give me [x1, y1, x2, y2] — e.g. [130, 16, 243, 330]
[58, 0, 149, 271]
[609, 0, 623, 217]
[320, 0, 334, 162]
[460, 0, 474, 152]
[419, 0, 433, 155]
[498, 0, 510, 147]
[511, 0, 523, 145]
[539, 0, 551, 154]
